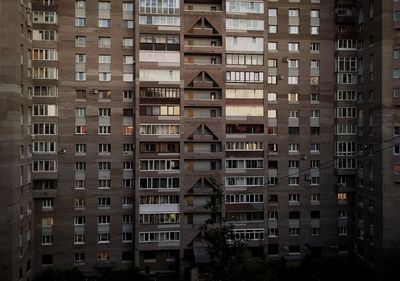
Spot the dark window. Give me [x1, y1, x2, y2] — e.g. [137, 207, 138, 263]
[42, 255, 53, 265]
[289, 127, 300, 134]
[289, 211, 300, 219]
[311, 211, 320, 219]
[122, 251, 133, 261]
[268, 244, 279, 255]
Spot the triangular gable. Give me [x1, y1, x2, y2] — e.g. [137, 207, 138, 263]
[187, 71, 220, 88]
[187, 17, 219, 34]
[187, 124, 219, 140]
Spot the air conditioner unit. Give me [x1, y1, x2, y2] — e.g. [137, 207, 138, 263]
[301, 154, 307, 160]
[59, 148, 67, 154]
[282, 57, 288, 63]
[91, 90, 98, 95]
[278, 74, 284, 80]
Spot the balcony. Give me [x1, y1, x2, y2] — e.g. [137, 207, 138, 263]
[335, 15, 355, 25]
[95, 260, 115, 268]
[336, 183, 354, 193]
[32, 189, 57, 198]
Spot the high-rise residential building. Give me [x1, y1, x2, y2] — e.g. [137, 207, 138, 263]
[0, 0, 399, 281]
[0, 0, 34, 280]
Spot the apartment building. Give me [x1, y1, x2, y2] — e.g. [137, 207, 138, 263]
[0, 0, 399, 281]
[0, 0, 35, 280]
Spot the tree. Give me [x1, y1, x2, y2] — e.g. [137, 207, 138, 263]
[203, 223, 250, 281]
[97, 267, 144, 281]
[201, 177, 251, 281]
[33, 267, 84, 281]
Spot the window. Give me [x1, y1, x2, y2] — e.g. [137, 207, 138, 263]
[98, 143, 111, 154]
[122, 232, 133, 242]
[288, 76, 298, 84]
[75, 17, 86, 27]
[288, 42, 299, 52]
[75, 125, 87, 135]
[99, 179, 111, 189]
[123, 2, 133, 11]
[98, 19, 111, 28]
[75, 144, 86, 155]
[97, 233, 111, 244]
[75, 162, 86, 171]
[268, 76, 277, 84]
[139, 231, 180, 243]
[98, 37, 111, 48]
[33, 30, 57, 41]
[98, 216, 110, 224]
[99, 55, 111, 64]
[75, 180, 85, 189]
[289, 26, 299, 34]
[98, 197, 111, 208]
[42, 255, 53, 265]
[310, 26, 319, 35]
[33, 11, 57, 24]
[268, 42, 277, 51]
[33, 105, 57, 116]
[123, 20, 134, 28]
[75, 108, 86, 117]
[226, 19, 264, 31]
[75, 72, 86, 81]
[98, 126, 111, 135]
[123, 143, 134, 154]
[98, 162, 111, 171]
[42, 235, 53, 245]
[267, 110, 277, 118]
[394, 145, 400, 155]
[33, 67, 58, 79]
[311, 194, 320, 204]
[75, 36, 86, 47]
[123, 126, 134, 135]
[74, 253, 85, 264]
[99, 72, 111, 81]
[269, 25, 277, 33]
[308, 93, 319, 104]
[74, 198, 85, 208]
[73, 234, 85, 245]
[74, 216, 86, 225]
[288, 92, 299, 103]
[289, 9, 299, 17]
[98, 108, 111, 117]
[123, 37, 134, 48]
[34, 86, 58, 97]
[33, 123, 57, 135]
[267, 92, 277, 102]
[310, 42, 320, 53]
[33, 49, 57, 61]
[75, 0, 86, 8]
[288, 143, 299, 153]
[42, 199, 53, 210]
[123, 197, 133, 208]
[226, 71, 264, 83]
[310, 143, 320, 153]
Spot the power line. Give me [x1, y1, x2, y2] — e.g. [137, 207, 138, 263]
[184, 135, 399, 213]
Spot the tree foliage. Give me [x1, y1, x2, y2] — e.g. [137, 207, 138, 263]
[203, 224, 250, 281]
[33, 267, 84, 281]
